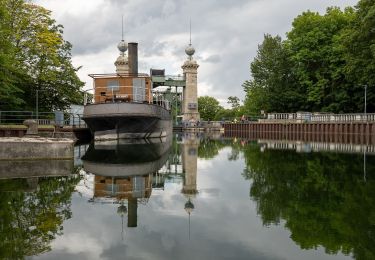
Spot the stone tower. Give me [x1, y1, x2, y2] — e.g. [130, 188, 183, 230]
[181, 38, 200, 123]
[181, 133, 199, 196]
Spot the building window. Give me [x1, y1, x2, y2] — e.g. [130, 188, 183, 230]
[107, 80, 119, 91]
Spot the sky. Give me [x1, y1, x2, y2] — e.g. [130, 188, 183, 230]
[33, 0, 358, 106]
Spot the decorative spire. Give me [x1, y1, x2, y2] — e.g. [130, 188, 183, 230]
[122, 15, 124, 41]
[189, 18, 191, 45]
[115, 15, 129, 74]
[185, 18, 195, 60]
[117, 15, 127, 54]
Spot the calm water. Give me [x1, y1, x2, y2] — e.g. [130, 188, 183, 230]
[1, 133, 375, 260]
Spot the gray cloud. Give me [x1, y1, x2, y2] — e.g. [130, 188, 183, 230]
[35, 0, 358, 104]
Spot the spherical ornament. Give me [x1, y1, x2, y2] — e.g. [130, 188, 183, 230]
[185, 44, 195, 56]
[117, 204, 127, 217]
[118, 40, 127, 53]
[184, 199, 194, 214]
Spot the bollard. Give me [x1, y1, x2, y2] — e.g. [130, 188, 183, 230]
[23, 119, 38, 136]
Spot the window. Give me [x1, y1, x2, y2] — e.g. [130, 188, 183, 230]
[107, 80, 119, 91]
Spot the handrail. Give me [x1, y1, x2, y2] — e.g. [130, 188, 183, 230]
[0, 111, 87, 128]
[265, 112, 375, 122]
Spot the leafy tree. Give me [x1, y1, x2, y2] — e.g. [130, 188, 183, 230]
[286, 7, 355, 112]
[0, 0, 24, 110]
[214, 108, 235, 121]
[227, 96, 240, 110]
[242, 4, 375, 113]
[0, 0, 84, 112]
[198, 96, 223, 121]
[243, 34, 303, 114]
[343, 0, 375, 112]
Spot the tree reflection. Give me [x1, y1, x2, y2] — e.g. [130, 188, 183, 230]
[0, 169, 81, 259]
[197, 138, 231, 159]
[242, 143, 375, 259]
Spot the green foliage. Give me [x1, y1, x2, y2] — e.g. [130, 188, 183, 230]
[214, 108, 236, 121]
[0, 0, 84, 111]
[198, 95, 244, 121]
[243, 2, 374, 114]
[0, 0, 24, 109]
[0, 172, 81, 259]
[227, 96, 240, 110]
[241, 143, 375, 259]
[243, 34, 304, 114]
[198, 96, 223, 121]
[286, 7, 355, 112]
[197, 138, 229, 159]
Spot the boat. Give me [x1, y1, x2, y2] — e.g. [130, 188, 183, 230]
[82, 41, 172, 140]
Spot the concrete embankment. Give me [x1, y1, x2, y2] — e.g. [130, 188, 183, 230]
[0, 125, 91, 140]
[0, 137, 74, 160]
[0, 159, 73, 179]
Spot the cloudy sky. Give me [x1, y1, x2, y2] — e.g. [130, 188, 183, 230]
[34, 0, 358, 106]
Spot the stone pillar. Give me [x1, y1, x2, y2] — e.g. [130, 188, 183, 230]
[181, 134, 199, 196]
[182, 59, 200, 123]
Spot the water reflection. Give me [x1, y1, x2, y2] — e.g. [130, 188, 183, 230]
[81, 137, 172, 232]
[0, 165, 79, 259]
[3, 134, 375, 259]
[239, 138, 375, 259]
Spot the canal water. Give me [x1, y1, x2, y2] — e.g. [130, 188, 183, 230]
[1, 133, 374, 259]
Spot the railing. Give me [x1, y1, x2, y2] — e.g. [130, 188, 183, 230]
[93, 85, 151, 104]
[164, 75, 185, 81]
[265, 112, 375, 123]
[311, 113, 375, 122]
[0, 111, 87, 128]
[260, 140, 375, 154]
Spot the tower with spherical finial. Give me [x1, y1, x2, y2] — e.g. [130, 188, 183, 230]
[181, 20, 200, 123]
[115, 16, 129, 74]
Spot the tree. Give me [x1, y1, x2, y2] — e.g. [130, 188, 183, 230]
[342, 0, 375, 112]
[286, 7, 355, 112]
[198, 96, 223, 121]
[243, 34, 303, 114]
[242, 6, 371, 114]
[227, 96, 240, 110]
[0, 0, 84, 112]
[0, 0, 24, 110]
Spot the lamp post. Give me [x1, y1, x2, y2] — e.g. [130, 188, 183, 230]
[36, 90, 39, 120]
[364, 84, 367, 119]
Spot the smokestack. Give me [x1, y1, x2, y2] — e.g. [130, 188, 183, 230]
[127, 198, 138, 227]
[128, 42, 138, 75]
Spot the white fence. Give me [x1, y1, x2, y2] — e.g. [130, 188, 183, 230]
[266, 112, 375, 123]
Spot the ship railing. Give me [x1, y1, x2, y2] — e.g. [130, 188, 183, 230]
[90, 92, 171, 111]
[91, 85, 152, 104]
